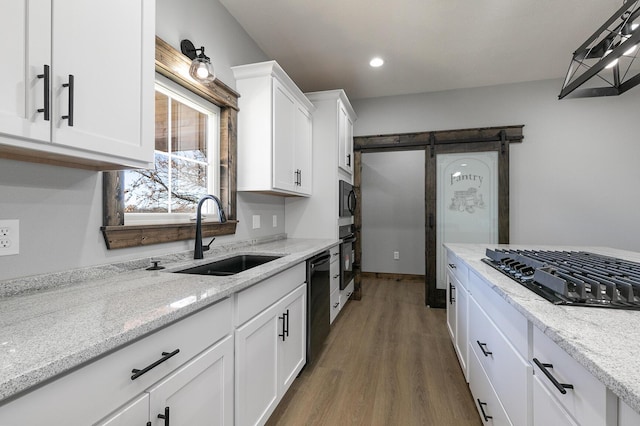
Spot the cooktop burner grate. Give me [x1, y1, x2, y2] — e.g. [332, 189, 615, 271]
[482, 248, 640, 310]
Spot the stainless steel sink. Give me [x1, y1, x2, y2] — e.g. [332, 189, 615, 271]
[174, 254, 282, 276]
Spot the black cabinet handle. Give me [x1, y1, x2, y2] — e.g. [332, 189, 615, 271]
[333, 302, 340, 308]
[346, 153, 351, 167]
[477, 340, 493, 357]
[36, 65, 50, 121]
[157, 406, 170, 426]
[449, 282, 456, 304]
[448, 263, 456, 269]
[477, 399, 493, 422]
[533, 358, 574, 394]
[131, 349, 180, 380]
[279, 309, 289, 341]
[61, 75, 74, 126]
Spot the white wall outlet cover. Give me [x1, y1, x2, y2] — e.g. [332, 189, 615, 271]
[0, 219, 19, 256]
[252, 215, 261, 229]
[393, 251, 400, 260]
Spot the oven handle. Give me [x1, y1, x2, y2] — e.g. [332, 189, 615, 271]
[342, 236, 356, 244]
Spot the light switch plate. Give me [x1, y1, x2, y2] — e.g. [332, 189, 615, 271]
[252, 215, 261, 229]
[0, 219, 19, 256]
[272, 215, 277, 227]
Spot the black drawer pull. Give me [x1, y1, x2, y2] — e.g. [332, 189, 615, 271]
[449, 282, 456, 304]
[477, 340, 493, 357]
[279, 309, 289, 341]
[157, 406, 170, 426]
[533, 358, 574, 394]
[36, 64, 50, 121]
[477, 399, 493, 422]
[61, 75, 74, 126]
[333, 302, 340, 308]
[131, 349, 180, 380]
[449, 263, 456, 269]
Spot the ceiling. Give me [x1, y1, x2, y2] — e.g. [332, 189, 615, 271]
[219, 0, 623, 100]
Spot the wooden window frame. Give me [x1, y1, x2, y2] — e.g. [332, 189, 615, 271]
[101, 37, 239, 249]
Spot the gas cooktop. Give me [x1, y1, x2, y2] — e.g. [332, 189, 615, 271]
[482, 248, 640, 310]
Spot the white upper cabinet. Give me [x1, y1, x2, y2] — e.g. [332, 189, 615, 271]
[0, 0, 154, 170]
[338, 100, 355, 174]
[233, 61, 314, 196]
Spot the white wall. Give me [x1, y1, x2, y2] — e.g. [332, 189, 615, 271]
[361, 151, 425, 274]
[0, 0, 282, 281]
[352, 79, 640, 252]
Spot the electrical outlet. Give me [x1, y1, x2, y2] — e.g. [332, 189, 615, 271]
[252, 215, 261, 229]
[272, 215, 277, 227]
[393, 251, 399, 260]
[0, 220, 19, 256]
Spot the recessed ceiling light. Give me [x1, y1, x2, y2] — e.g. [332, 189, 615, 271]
[369, 57, 384, 67]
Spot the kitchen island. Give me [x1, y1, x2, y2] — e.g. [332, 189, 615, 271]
[0, 236, 337, 414]
[447, 243, 640, 425]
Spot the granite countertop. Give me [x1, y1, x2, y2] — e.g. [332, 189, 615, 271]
[445, 243, 640, 414]
[0, 237, 339, 404]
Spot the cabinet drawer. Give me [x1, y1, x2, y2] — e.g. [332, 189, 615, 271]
[330, 258, 340, 293]
[532, 374, 578, 426]
[330, 288, 340, 324]
[532, 327, 615, 426]
[330, 245, 340, 263]
[469, 298, 530, 426]
[469, 347, 512, 426]
[469, 270, 528, 358]
[340, 279, 354, 305]
[234, 263, 305, 326]
[447, 250, 468, 288]
[0, 297, 233, 425]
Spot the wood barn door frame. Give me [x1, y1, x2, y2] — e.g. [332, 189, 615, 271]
[353, 125, 523, 307]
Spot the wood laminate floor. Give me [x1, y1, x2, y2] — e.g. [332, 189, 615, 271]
[266, 278, 481, 426]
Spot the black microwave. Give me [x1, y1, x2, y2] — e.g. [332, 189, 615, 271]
[338, 180, 356, 217]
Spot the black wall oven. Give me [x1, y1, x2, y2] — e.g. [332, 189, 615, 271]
[339, 224, 356, 290]
[339, 180, 356, 217]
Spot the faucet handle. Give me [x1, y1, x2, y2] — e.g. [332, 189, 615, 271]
[203, 237, 216, 252]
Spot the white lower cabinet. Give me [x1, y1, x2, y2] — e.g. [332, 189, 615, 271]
[234, 263, 307, 426]
[0, 297, 233, 426]
[532, 326, 616, 426]
[98, 335, 234, 426]
[532, 374, 578, 426]
[469, 347, 512, 425]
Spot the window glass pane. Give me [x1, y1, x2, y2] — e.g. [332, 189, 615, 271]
[124, 153, 170, 213]
[155, 92, 169, 153]
[171, 157, 208, 212]
[171, 99, 207, 162]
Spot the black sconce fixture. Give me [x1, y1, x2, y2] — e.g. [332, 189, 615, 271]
[559, 0, 640, 99]
[180, 39, 216, 84]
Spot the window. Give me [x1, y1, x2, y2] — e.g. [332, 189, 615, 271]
[101, 37, 238, 250]
[124, 79, 221, 224]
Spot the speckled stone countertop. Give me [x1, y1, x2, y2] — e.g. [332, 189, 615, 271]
[445, 243, 640, 414]
[0, 236, 338, 404]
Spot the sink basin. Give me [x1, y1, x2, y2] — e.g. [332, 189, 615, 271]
[174, 254, 282, 276]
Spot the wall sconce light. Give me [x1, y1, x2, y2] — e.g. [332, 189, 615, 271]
[180, 39, 216, 84]
[559, 0, 640, 99]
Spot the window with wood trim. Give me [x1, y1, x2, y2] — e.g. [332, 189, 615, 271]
[101, 36, 239, 250]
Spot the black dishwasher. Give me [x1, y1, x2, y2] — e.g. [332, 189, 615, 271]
[306, 251, 331, 366]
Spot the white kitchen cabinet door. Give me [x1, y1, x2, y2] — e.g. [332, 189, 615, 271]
[50, 0, 154, 164]
[294, 103, 312, 195]
[338, 101, 353, 174]
[532, 374, 578, 426]
[468, 348, 512, 426]
[272, 79, 297, 193]
[94, 394, 150, 426]
[235, 301, 280, 426]
[446, 271, 457, 342]
[148, 335, 234, 426]
[455, 277, 469, 381]
[0, 0, 51, 143]
[0, 0, 154, 170]
[277, 284, 307, 393]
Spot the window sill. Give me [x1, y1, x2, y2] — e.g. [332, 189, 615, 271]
[101, 220, 238, 249]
